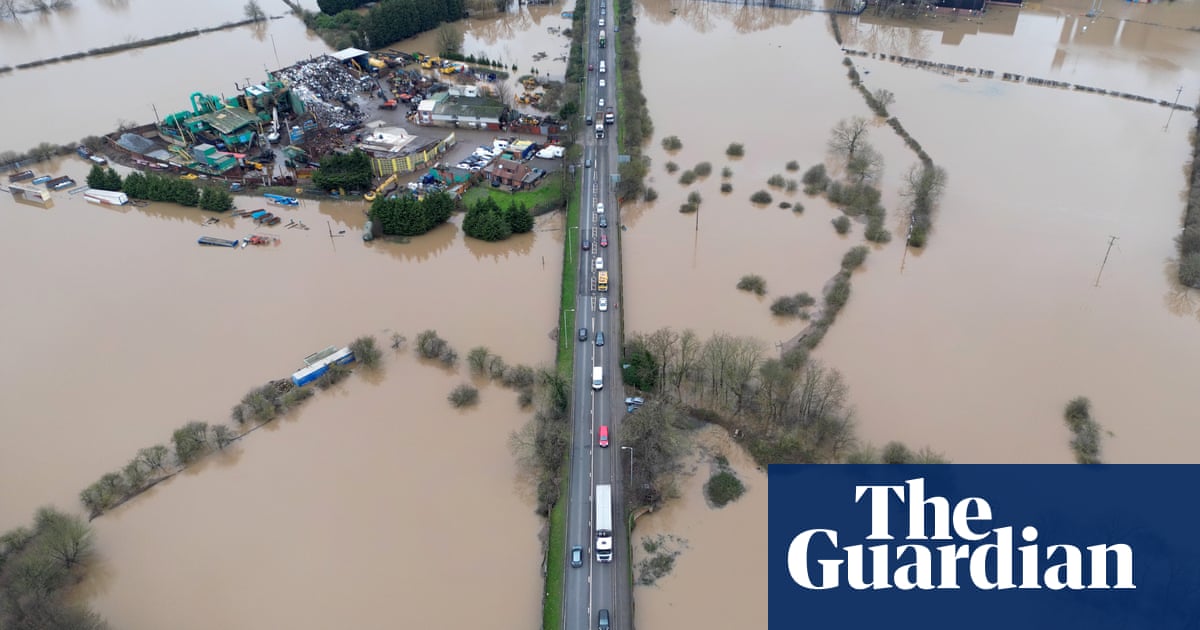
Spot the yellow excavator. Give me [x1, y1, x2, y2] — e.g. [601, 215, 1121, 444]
[364, 173, 399, 202]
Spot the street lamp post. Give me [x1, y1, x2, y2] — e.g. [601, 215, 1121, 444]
[621, 446, 634, 483]
[561, 308, 575, 349]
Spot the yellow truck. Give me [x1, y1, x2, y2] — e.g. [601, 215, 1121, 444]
[598, 271, 608, 292]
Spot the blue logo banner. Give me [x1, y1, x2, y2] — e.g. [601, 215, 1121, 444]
[768, 465, 1200, 629]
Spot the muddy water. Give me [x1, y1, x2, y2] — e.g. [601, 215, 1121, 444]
[840, 2, 1200, 98]
[626, 0, 1200, 626]
[0, 17, 332, 153]
[631, 426, 767, 629]
[625, 0, 913, 345]
[816, 58, 1200, 464]
[383, 3, 573, 114]
[0, 156, 561, 531]
[80, 350, 542, 630]
[0, 0, 320, 66]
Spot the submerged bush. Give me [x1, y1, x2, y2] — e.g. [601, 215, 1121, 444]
[661, 135, 683, 151]
[449, 384, 480, 408]
[750, 190, 772, 205]
[726, 143, 745, 157]
[737, 274, 767, 296]
[693, 162, 713, 177]
[679, 170, 697, 185]
[832, 215, 851, 234]
[705, 470, 745, 507]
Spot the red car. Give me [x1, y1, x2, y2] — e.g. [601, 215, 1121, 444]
[598, 425, 609, 448]
[588, 63, 595, 72]
[599, 234, 608, 248]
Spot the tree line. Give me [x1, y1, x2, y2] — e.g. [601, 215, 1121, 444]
[624, 327, 946, 471]
[307, 0, 467, 51]
[78, 336, 383, 520]
[1176, 106, 1200, 287]
[462, 196, 534, 241]
[0, 508, 106, 629]
[312, 150, 373, 192]
[369, 191, 455, 237]
[85, 165, 235, 211]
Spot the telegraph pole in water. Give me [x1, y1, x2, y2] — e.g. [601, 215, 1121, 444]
[1164, 86, 1184, 132]
[1095, 236, 1119, 287]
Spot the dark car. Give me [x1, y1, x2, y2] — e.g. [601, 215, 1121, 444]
[571, 546, 584, 568]
[598, 215, 607, 228]
[586, 114, 594, 125]
[598, 609, 610, 630]
[595, 332, 605, 347]
[578, 327, 589, 341]
[582, 239, 591, 251]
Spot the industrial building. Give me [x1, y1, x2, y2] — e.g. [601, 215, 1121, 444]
[415, 87, 505, 129]
[356, 126, 458, 176]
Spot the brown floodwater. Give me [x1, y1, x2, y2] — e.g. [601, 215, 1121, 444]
[839, 3, 1200, 98]
[0, 151, 560, 626]
[631, 426, 767, 629]
[78, 350, 543, 630]
[0, 16, 332, 153]
[626, 0, 1200, 626]
[0, 0, 321, 67]
[625, 0, 914, 347]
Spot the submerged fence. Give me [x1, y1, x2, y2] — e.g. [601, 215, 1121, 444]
[689, 0, 867, 14]
[842, 48, 1195, 112]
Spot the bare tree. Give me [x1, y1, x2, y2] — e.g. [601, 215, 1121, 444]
[873, 88, 895, 110]
[437, 24, 463, 56]
[0, 0, 19, 19]
[48, 0, 73, 7]
[644, 327, 680, 394]
[244, 0, 265, 22]
[672, 329, 701, 400]
[212, 425, 236, 449]
[846, 143, 883, 184]
[492, 80, 511, 107]
[827, 116, 870, 165]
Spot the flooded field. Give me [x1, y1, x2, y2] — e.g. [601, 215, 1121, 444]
[0, 17, 332, 153]
[839, 3, 1200, 98]
[0, 0, 320, 66]
[626, 0, 1200, 627]
[624, 0, 913, 345]
[79, 350, 542, 630]
[0, 151, 559, 625]
[631, 426, 767, 629]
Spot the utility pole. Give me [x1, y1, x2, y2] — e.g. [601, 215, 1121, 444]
[1095, 235, 1118, 287]
[270, 34, 281, 70]
[1164, 86, 1184, 132]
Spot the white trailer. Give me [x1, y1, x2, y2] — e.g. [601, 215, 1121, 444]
[596, 484, 613, 562]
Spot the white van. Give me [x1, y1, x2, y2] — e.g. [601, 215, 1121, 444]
[592, 366, 604, 390]
[599, 61, 606, 74]
[595, 256, 604, 270]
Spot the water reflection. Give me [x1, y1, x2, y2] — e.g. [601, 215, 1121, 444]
[463, 229, 536, 259]
[365, 221, 459, 262]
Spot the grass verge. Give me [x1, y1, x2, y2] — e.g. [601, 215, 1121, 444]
[461, 177, 565, 216]
[542, 464, 569, 630]
[543, 173, 580, 630]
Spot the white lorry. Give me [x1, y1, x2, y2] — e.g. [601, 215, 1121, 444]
[595, 484, 613, 562]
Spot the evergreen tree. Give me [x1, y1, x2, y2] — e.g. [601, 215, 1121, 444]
[507, 200, 534, 234]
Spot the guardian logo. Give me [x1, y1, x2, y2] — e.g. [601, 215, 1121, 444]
[768, 465, 1200, 630]
[787, 478, 1135, 591]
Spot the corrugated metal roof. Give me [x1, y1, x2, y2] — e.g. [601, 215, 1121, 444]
[330, 48, 369, 62]
[195, 107, 260, 135]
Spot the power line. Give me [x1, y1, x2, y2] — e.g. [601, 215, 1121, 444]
[1094, 235, 1118, 287]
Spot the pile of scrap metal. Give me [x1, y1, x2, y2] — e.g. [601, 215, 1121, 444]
[275, 57, 366, 131]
